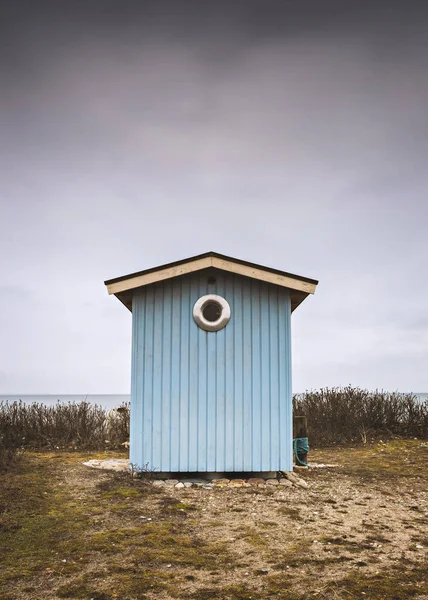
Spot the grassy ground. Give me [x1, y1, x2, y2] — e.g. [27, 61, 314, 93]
[1, 440, 427, 600]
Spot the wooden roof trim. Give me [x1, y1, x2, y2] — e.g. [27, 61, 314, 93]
[105, 251, 318, 287]
[106, 255, 317, 296]
[211, 257, 316, 294]
[106, 257, 212, 295]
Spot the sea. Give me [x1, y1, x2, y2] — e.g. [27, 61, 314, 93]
[0, 395, 130, 409]
[0, 392, 427, 408]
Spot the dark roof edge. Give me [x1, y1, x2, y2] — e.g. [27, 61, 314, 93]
[105, 251, 319, 287]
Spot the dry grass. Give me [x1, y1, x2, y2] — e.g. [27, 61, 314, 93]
[1, 440, 427, 599]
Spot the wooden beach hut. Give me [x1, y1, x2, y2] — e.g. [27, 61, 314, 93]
[104, 252, 318, 473]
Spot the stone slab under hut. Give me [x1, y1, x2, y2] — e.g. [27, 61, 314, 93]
[83, 459, 310, 489]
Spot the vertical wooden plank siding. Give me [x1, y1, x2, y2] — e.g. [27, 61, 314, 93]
[130, 272, 292, 472]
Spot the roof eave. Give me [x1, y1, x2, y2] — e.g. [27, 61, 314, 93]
[105, 251, 318, 287]
[105, 253, 318, 299]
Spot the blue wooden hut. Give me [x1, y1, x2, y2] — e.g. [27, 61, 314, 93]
[105, 252, 318, 473]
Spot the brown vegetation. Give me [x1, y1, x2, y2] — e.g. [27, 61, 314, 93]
[293, 386, 428, 446]
[0, 401, 130, 468]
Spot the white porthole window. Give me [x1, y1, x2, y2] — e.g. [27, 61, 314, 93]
[193, 294, 231, 332]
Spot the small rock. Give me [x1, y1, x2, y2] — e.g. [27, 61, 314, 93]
[152, 480, 166, 487]
[279, 479, 293, 487]
[175, 482, 185, 489]
[293, 478, 309, 489]
[282, 471, 309, 488]
[415, 545, 424, 549]
[266, 479, 279, 486]
[213, 478, 230, 485]
[184, 482, 193, 488]
[203, 484, 213, 489]
[229, 479, 246, 486]
[165, 479, 179, 486]
[181, 479, 207, 484]
[248, 478, 265, 486]
[282, 471, 299, 483]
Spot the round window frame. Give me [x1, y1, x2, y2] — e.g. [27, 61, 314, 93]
[193, 294, 231, 332]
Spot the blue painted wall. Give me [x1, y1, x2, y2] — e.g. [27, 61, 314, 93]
[130, 271, 292, 472]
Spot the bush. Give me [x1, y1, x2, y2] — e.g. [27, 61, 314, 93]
[0, 443, 18, 470]
[293, 386, 428, 446]
[0, 401, 130, 466]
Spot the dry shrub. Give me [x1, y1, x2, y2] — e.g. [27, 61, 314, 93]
[0, 401, 130, 463]
[293, 386, 428, 446]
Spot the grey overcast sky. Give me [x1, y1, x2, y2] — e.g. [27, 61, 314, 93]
[1, 0, 427, 394]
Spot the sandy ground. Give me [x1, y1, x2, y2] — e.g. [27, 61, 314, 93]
[1, 440, 427, 599]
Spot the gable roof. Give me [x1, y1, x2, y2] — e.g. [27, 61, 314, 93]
[104, 251, 318, 312]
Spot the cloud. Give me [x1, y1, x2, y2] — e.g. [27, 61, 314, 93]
[1, 0, 427, 392]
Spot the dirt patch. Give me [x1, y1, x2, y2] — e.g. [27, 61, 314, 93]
[0, 441, 427, 599]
